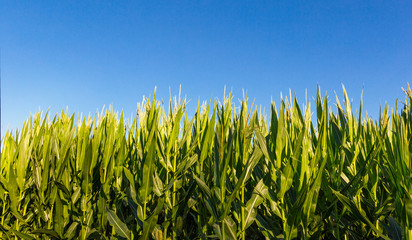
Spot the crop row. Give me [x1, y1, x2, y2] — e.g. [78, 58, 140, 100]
[1, 86, 411, 239]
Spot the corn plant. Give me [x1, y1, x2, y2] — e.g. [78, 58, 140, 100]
[1, 85, 411, 239]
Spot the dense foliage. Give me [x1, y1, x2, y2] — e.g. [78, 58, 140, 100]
[1, 86, 411, 239]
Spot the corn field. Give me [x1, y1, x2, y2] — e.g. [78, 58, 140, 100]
[1, 85, 411, 239]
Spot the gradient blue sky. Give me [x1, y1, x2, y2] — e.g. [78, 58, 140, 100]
[1, 1, 412, 132]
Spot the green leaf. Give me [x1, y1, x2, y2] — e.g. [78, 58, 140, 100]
[222, 216, 237, 240]
[142, 197, 164, 240]
[55, 180, 71, 200]
[7, 164, 26, 223]
[65, 222, 80, 239]
[244, 179, 268, 230]
[54, 191, 64, 238]
[10, 228, 36, 240]
[331, 188, 390, 240]
[222, 147, 263, 219]
[106, 207, 132, 240]
[139, 103, 158, 204]
[32, 229, 62, 239]
[406, 199, 412, 225]
[194, 174, 212, 199]
[153, 170, 164, 197]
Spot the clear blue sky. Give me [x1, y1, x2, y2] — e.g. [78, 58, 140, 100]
[1, 1, 412, 133]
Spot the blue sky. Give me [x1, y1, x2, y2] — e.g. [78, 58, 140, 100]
[1, 1, 411, 133]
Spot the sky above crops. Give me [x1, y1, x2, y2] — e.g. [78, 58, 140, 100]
[1, 1, 412, 133]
